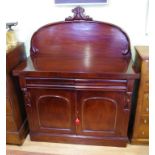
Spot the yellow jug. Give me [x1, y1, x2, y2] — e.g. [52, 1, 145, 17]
[6, 22, 18, 50]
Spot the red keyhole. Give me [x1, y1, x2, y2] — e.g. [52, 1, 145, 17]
[75, 118, 80, 125]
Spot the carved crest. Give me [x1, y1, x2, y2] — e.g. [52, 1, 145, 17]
[65, 6, 93, 21]
[124, 92, 132, 110]
[31, 46, 39, 56]
[22, 88, 31, 108]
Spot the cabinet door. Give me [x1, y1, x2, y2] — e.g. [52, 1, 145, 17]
[76, 91, 129, 137]
[25, 88, 76, 134]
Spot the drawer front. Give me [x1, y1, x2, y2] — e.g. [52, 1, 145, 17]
[6, 97, 12, 115]
[142, 60, 149, 79]
[6, 116, 17, 131]
[25, 77, 127, 91]
[137, 116, 149, 138]
[142, 93, 149, 114]
[143, 80, 149, 92]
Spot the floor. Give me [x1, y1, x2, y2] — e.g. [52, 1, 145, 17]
[6, 135, 149, 155]
[6, 150, 53, 155]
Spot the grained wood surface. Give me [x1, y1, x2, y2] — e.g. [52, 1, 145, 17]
[13, 57, 138, 79]
[30, 22, 131, 57]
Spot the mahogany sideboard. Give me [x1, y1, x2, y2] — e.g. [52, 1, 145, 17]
[13, 7, 139, 147]
[129, 46, 149, 144]
[6, 43, 29, 145]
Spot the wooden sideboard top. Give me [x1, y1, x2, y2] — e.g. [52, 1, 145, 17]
[13, 55, 139, 79]
[135, 46, 149, 60]
[6, 43, 26, 73]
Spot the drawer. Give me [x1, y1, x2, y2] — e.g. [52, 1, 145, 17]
[6, 116, 17, 131]
[25, 77, 127, 91]
[142, 93, 149, 114]
[143, 80, 149, 92]
[137, 116, 149, 138]
[142, 60, 149, 80]
[140, 115, 149, 125]
[6, 97, 12, 115]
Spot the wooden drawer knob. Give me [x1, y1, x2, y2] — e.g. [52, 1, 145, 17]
[144, 119, 147, 124]
[75, 118, 80, 125]
[127, 99, 130, 102]
[142, 131, 145, 135]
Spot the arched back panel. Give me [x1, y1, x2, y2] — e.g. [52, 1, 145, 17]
[30, 7, 131, 59]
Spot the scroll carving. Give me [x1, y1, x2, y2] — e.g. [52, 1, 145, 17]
[121, 43, 130, 55]
[30, 46, 39, 56]
[121, 49, 129, 55]
[124, 92, 132, 110]
[22, 88, 31, 108]
[65, 6, 93, 21]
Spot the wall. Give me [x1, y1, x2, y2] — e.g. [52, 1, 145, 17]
[6, 0, 149, 58]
